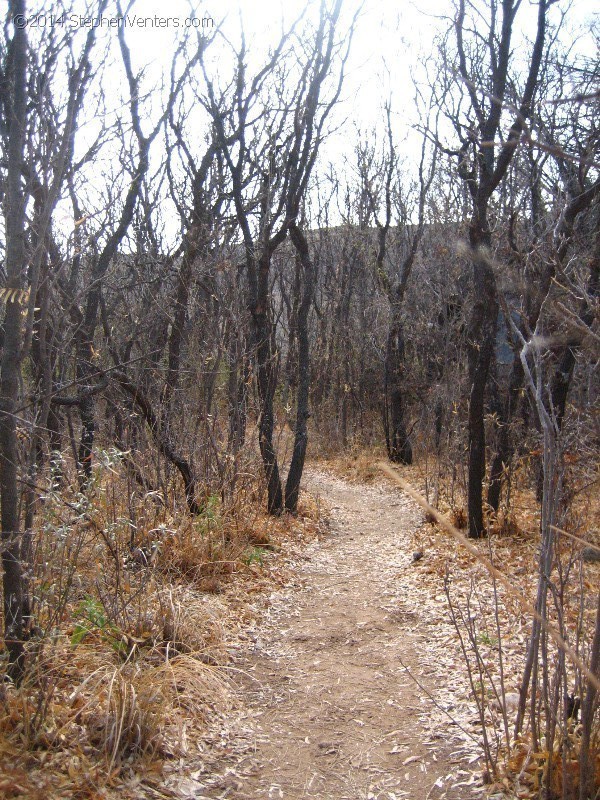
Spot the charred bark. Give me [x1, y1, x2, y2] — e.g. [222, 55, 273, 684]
[466, 241, 498, 538]
[0, 0, 28, 680]
[487, 356, 524, 513]
[384, 315, 413, 464]
[285, 223, 314, 512]
[251, 253, 284, 514]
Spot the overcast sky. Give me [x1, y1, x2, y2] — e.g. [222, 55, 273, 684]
[24, 0, 598, 141]
[97, 0, 598, 155]
[19, 0, 599, 240]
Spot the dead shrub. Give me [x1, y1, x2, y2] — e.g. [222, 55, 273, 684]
[450, 506, 467, 529]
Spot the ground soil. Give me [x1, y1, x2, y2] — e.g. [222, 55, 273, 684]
[173, 468, 485, 800]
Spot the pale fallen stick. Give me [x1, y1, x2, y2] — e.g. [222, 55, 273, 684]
[377, 462, 600, 693]
[549, 524, 600, 554]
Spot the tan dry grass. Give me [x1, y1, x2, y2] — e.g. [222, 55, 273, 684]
[314, 444, 388, 484]
[0, 452, 326, 798]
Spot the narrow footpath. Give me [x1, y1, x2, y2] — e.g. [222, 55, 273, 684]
[184, 468, 484, 800]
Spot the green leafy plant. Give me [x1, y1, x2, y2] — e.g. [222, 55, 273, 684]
[243, 547, 265, 567]
[203, 493, 220, 521]
[71, 596, 127, 656]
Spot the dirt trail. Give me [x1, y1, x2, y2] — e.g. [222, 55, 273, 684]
[192, 469, 482, 800]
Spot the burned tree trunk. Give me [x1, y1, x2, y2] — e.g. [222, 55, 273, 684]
[252, 253, 284, 514]
[0, 0, 28, 680]
[384, 311, 413, 464]
[486, 356, 524, 513]
[285, 223, 315, 512]
[446, 0, 547, 537]
[466, 234, 498, 537]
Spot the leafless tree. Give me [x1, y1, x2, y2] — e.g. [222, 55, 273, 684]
[0, 0, 106, 679]
[201, 0, 353, 512]
[357, 101, 437, 464]
[437, 0, 548, 537]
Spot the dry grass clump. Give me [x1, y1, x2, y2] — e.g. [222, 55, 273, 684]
[156, 515, 241, 593]
[317, 445, 388, 484]
[154, 498, 282, 593]
[86, 668, 165, 768]
[0, 585, 234, 795]
[82, 653, 232, 768]
[0, 446, 326, 797]
[156, 585, 227, 662]
[152, 653, 232, 723]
